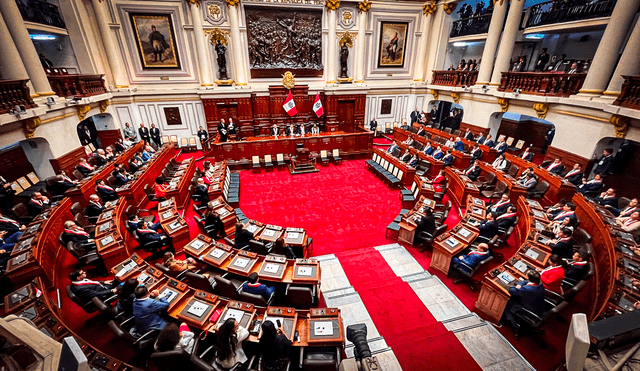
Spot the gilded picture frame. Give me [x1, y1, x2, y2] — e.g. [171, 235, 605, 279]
[130, 13, 181, 69]
[378, 22, 408, 68]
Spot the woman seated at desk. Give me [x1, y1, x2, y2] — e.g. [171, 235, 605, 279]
[162, 252, 208, 277]
[426, 170, 446, 192]
[258, 321, 292, 371]
[492, 154, 509, 172]
[215, 318, 250, 370]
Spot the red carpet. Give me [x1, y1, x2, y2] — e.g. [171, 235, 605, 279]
[337, 248, 482, 371]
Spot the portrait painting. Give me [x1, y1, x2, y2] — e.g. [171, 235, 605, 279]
[378, 22, 408, 68]
[130, 13, 181, 69]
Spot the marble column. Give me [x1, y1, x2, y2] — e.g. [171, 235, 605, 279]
[0, 12, 35, 95]
[424, 3, 455, 84]
[605, 21, 640, 95]
[490, 0, 526, 85]
[354, 2, 370, 83]
[413, 3, 434, 82]
[226, 0, 247, 85]
[476, 0, 508, 85]
[326, 7, 338, 84]
[188, 0, 214, 86]
[582, 0, 640, 94]
[91, 0, 128, 88]
[0, 0, 53, 95]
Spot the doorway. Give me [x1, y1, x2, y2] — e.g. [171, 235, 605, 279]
[337, 100, 355, 132]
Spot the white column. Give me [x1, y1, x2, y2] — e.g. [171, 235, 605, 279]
[424, 4, 452, 84]
[0, 12, 35, 94]
[476, 0, 508, 85]
[413, 11, 433, 82]
[581, 0, 640, 94]
[190, 2, 214, 86]
[227, 3, 247, 85]
[605, 20, 640, 95]
[354, 8, 368, 83]
[0, 0, 53, 95]
[490, 0, 526, 85]
[91, 0, 128, 88]
[326, 9, 338, 84]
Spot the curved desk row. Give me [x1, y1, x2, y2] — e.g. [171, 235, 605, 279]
[504, 152, 576, 204]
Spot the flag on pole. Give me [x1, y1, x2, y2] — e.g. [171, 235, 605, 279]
[313, 92, 324, 117]
[283, 91, 297, 116]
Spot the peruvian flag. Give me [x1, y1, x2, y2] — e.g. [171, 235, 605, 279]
[313, 92, 324, 117]
[283, 91, 297, 116]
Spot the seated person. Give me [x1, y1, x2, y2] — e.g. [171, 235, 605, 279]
[444, 137, 455, 148]
[162, 252, 207, 277]
[400, 150, 412, 163]
[137, 221, 173, 256]
[113, 169, 132, 187]
[153, 177, 168, 200]
[95, 179, 118, 202]
[565, 249, 589, 281]
[235, 222, 254, 249]
[451, 243, 491, 276]
[0, 211, 26, 241]
[413, 208, 437, 245]
[432, 146, 445, 160]
[563, 163, 583, 186]
[496, 205, 517, 230]
[155, 323, 196, 354]
[462, 162, 481, 181]
[483, 134, 494, 148]
[386, 142, 399, 154]
[493, 138, 507, 153]
[127, 214, 160, 231]
[258, 321, 292, 371]
[594, 188, 618, 208]
[85, 194, 111, 221]
[545, 228, 573, 259]
[422, 142, 434, 155]
[242, 272, 275, 301]
[453, 137, 465, 152]
[204, 206, 226, 239]
[427, 170, 446, 192]
[577, 174, 604, 195]
[615, 211, 640, 233]
[27, 192, 50, 216]
[470, 145, 482, 161]
[51, 171, 78, 195]
[133, 286, 169, 335]
[311, 123, 320, 134]
[548, 202, 576, 223]
[403, 136, 414, 146]
[69, 269, 118, 303]
[520, 172, 538, 194]
[545, 199, 567, 215]
[491, 155, 509, 172]
[543, 216, 574, 239]
[95, 149, 109, 166]
[442, 150, 455, 166]
[215, 318, 249, 369]
[129, 157, 143, 173]
[408, 154, 419, 167]
[478, 212, 499, 239]
[76, 158, 94, 176]
[540, 254, 565, 295]
[285, 124, 296, 136]
[545, 158, 564, 175]
[297, 123, 306, 136]
[520, 147, 534, 161]
[611, 198, 638, 218]
[193, 178, 210, 206]
[114, 139, 126, 153]
[487, 194, 512, 216]
[499, 270, 545, 339]
[116, 278, 138, 316]
[141, 145, 155, 162]
[463, 129, 475, 141]
[62, 221, 95, 248]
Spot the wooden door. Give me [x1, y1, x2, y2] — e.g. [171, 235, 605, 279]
[0, 144, 36, 182]
[337, 100, 355, 133]
[218, 104, 239, 124]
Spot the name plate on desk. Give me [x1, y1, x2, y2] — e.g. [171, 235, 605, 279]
[512, 260, 529, 274]
[203, 245, 232, 266]
[97, 210, 113, 223]
[167, 220, 185, 232]
[444, 237, 461, 250]
[259, 260, 286, 280]
[158, 200, 173, 210]
[498, 271, 515, 286]
[186, 237, 210, 255]
[98, 234, 117, 250]
[228, 254, 257, 274]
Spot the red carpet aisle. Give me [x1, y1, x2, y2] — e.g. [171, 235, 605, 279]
[337, 248, 482, 371]
[238, 159, 402, 256]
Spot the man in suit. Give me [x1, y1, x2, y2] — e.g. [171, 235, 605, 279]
[476, 133, 487, 145]
[137, 221, 172, 256]
[410, 108, 420, 124]
[483, 134, 494, 148]
[432, 147, 445, 160]
[242, 272, 275, 301]
[520, 147, 534, 161]
[546, 228, 573, 258]
[51, 174, 77, 195]
[285, 123, 296, 136]
[496, 206, 517, 230]
[551, 54, 567, 71]
[138, 123, 150, 144]
[494, 138, 507, 153]
[113, 169, 131, 187]
[193, 178, 209, 207]
[453, 137, 465, 152]
[520, 172, 538, 194]
[95, 179, 118, 202]
[470, 145, 483, 161]
[132, 286, 169, 335]
[204, 208, 225, 239]
[545, 158, 564, 175]
[478, 212, 499, 239]
[422, 142, 434, 156]
[235, 222, 254, 249]
[563, 163, 583, 186]
[198, 126, 209, 150]
[62, 221, 95, 248]
[408, 154, 419, 167]
[217, 119, 228, 143]
[69, 269, 118, 303]
[577, 174, 604, 195]
[487, 194, 512, 216]
[369, 117, 377, 133]
[0, 211, 25, 242]
[414, 209, 437, 246]
[567, 62, 580, 74]
[123, 122, 137, 142]
[129, 157, 143, 173]
[565, 249, 589, 281]
[94, 149, 109, 167]
[76, 158, 94, 176]
[615, 211, 640, 233]
[611, 198, 638, 218]
[593, 148, 614, 175]
[463, 162, 481, 181]
[500, 270, 546, 338]
[442, 150, 455, 166]
[400, 150, 412, 163]
[387, 142, 399, 154]
[150, 124, 161, 147]
[549, 202, 577, 224]
[85, 194, 109, 221]
[126, 215, 160, 232]
[535, 48, 550, 71]
[27, 192, 50, 217]
[595, 188, 618, 208]
[270, 124, 279, 137]
[227, 119, 237, 136]
[451, 243, 491, 276]
[429, 105, 439, 123]
[464, 129, 475, 141]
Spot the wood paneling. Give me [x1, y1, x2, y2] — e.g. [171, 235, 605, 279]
[96, 129, 122, 149]
[544, 146, 589, 171]
[49, 146, 86, 176]
[497, 118, 549, 152]
[0, 145, 35, 183]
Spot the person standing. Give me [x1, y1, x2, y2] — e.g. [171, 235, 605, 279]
[139, 123, 150, 144]
[123, 123, 137, 142]
[535, 48, 550, 71]
[410, 108, 420, 124]
[150, 124, 162, 148]
[218, 119, 228, 143]
[197, 126, 209, 151]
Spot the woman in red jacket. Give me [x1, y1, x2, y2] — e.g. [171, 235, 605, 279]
[153, 176, 168, 199]
[428, 169, 446, 193]
[540, 254, 566, 295]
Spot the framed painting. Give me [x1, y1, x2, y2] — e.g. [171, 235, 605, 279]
[378, 22, 408, 68]
[130, 13, 181, 69]
[164, 107, 182, 126]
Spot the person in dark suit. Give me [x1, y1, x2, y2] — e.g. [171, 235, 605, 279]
[150, 124, 161, 147]
[487, 194, 512, 216]
[545, 158, 564, 175]
[0, 178, 16, 214]
[0, 211, 25, 241]
[563, 163, 583, 186]
[112, 169, 131, 187]
[548, 202, 577, 224]
[137, 221, 173, 256]
[520, 147, 534, 161]
[95, 179, 118, 202]
[476, 133, 487, 145]
[227, 119, 237, 136]
[94, 149, 109, 167]
[193, 178, 209, 207]
[414, 209, 437, 246]
[138, 123, 150, 143]
[594, 188, 618, 208]
[285, 124, 296, 136]
[270, 124, 279, 136]
[400, 150, 412, 163]
[198, 126, 209, 150]
[429, 105, 438, 123]
[612, 198, 639, 218]
[51, 174, 77, 195]
[133, 286, 169, 335]
[69, 269, 118, 303]
[593, 148, 614, 175]
[410, 108, 420, 124]
[218, 119, 228, 143]
[126, 215, 160, 232]
[453, 137, 465, 152]
[408, 154, 419, 167]
[483, 135, 494, 148]
[204, 206, 226, 239]
[85, 194, 108, 221]
[500, 270, 546, 338]
[470, 145, 483, 161]
[535, 48, 550, 71]
[478, 212, 499, 239]
[564, 249, 589, 281]
[62, 221, 95, 248]
[442, 150, 455, 166]
[464, 129, 475, 141]
[129, 157, 143, 173]
[451, 243, 491, 276]
[462, 162, 481, 181]
[27, 192, 50, 217]
[577, 174, 604, 195]
[546, 228, 573, 259]
[76, 158, 94, 176]
[519, 172, 538, 194]
[432, 147, 445, 160]
[369, 117, 377, 132]
[494, 138, 507, 153]
[235, 222, 254, 249]
[496, 206, 517, 230]
[422, 142, 434, 156]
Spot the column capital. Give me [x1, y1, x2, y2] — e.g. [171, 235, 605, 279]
[442, 2, 457, 14]
[99, 100, 110, 113]
[430, 89, 439, 100]
[533, 102, 548, 119]
[450, 92, 460, 104]
[422, 0, 436, 15]
[325, 0, 340, 12]
[610, 114, 629, 138]
[498, 97, 509, 112]
[22, 117, 42, 139]
[205, 28, 230, 45]
[225, 0, 240, 8]
[357, 1, 371, 13]
[186, 0, 201, 6]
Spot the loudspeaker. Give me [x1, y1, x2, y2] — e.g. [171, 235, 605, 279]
[57, 337, 90, 371]
[588, 310, 640, 350]
[565, 313, 589, 371]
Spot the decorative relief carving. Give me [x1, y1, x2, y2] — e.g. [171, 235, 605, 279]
[610, 114, 629, 138]
[225, 0, 239, 7]
[23, 117, 42, 139]
[99, 100, 110, 113]
[423, 0, 436, 15]
[498, 97, 509, 112]
[430, 89, 438, 101]
[186, 0, 201, 6]
[442, 2, 457, 14]
[337, 30, 356, 47]
[357, 1, 371, 13]
[205, 28, 230, 45]
[338, 8, 356, 29]
[325, 0, 340, 12]
[282, 71, 296, 90]
[533, 102, 548, 119]
[209, 4, 221, 17]
[451, 92, 460, 104]
[77, 105, 91, 120]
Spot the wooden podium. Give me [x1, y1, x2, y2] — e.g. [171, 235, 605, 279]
[290, 147, 319, 175]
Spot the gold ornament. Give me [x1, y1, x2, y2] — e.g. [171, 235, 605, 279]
[186, 0, 201, 6]
[357, 1, 371, 13]
[443, 2, 457, 14]
[206, 28, 230, 45]
[498, 97, 509, 112]
[493, 0, 505, 5]
[282, 71, 296, 90]
[209, 4, 221, 17]
[99, 100, 110, 113]
[337, 30, 356, 47]
[23, 117, 42, 139]
[225, 0, 239, 7]
[325, 0, 340, 12]
[342, 10, 352, 23]
[610, 114, 629, 138]
[423, 0, 436, 15]
[77, 105, 91, 120]
[533, 103, 548, 119]
[451, 92, 460, 104]
[430, 89, 439, 101]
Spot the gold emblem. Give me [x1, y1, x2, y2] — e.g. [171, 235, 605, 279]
[342, 10, 352, 23]
[337, 30, 356, 47]
[430, 89, 439, 101]
[99, 100, 110, 113]
[225, 0, 239, 7]
[209, 4, 221, 17]
[282, 71, 296, 90]
[610, 114, 629, 138]
[206, 28, 230, 45]
[23, 117, 42, 139]
[357, 1, 371, 13]
[498, 98, 509, 112]
[77, 105, 91, 120]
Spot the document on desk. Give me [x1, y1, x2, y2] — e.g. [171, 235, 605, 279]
[264, 229, 276, 237]
[224, 308, 244, 322]
[234, 258, 250, 268]
[525, 249, 539, 260]
[160, 200, 171, 208]
[314, 321, 334, 336]
[458, 228, 471, 238]
[100, 235, 114, 246]
[169, 221, 182, 230]
[218, 208, 229, 216]
[190, 240, 205, 250]
[99, 223, 111, 233]
[159, 289, 178, 302]
[513, 260, 528, 273]
[210, 249, 225, 259]
[162, 211, 174, 219]
[246, 225, 258, 233]
[210, 200, 220, 207]
[187, 302, 209, 317]
[264, 263, 279, 274]
[445, 238, 459, 248]
[287, 232, 300, 239]
[498, 271, 515, 285]
[138, 272, 149, 283]
[297, 267, 313, 276]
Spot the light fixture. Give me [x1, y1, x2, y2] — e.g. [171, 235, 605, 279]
[45, 97, 56, 106]
[9, 105, 27, 118]
[513, 88, 521, 96]
[463, 86, 471, 92]
[452, 42, 467, 47]
[525, 34, 545, 40]
[482, 85, 489, 93]
[29, 34, 56, 41]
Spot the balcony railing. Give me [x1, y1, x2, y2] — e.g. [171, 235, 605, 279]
[17, 0, 66, 29]
[613, 76, 640, 111]
[450, 14, 492, 38]
[431, 70, 478, 87]
[0, 79, 37, 115]
[498, 72, 586, 97]
[525, 0, 616, 28]
[48, 74, 108, 98]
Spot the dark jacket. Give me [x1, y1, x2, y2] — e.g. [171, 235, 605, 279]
[235, 228, 254, 249]
[508, 281, 546, 316]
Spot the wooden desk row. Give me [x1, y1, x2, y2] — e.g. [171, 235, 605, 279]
[398, 196, 438, 245]
[476, 161, 528, 201]
[164, 157, 196, 210]
[372, 147, 416, 187]
[504, 153, 576, 204]
[420, 126, 499, 164]
[206, 161, 232, 202]
[393, 128, 471, 171]
[445, 167, 480, 207]
[65, 142, 144, 205]
[157, 197, 191, 254]
[394, 141, 445, 179]
[93, 197, 133, 271]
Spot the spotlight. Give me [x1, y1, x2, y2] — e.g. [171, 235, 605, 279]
[513, 88, 521, 96]
[463, 85, 471, 92]
[45, 97, 56, 106]
[482, 85, 489, 93]
[9, 105, 27, 117]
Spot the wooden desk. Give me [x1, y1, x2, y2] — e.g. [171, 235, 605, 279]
[398, 196, 437, 245]
[372, 148, 416, 187]
[158, 198, 189, 253]
[505, 153, 575, 204]
[95, 197, 132, 271]
[477, 161, 527, 201]
[431, 231, 476, 275]
[165, 158, 196, 210]
[396, 142, 444, 178]
[446, 167, 480, 207]
[411, 176, 436, 201]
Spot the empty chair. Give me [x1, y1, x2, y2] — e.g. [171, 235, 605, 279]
[477, 171, 497, 190]
[182, 271, 214, 292]
[213, 276, 241, 300]
[252, 156, 261, 172]
[66, 285, 98, 313]
[189, 137, 198, 151]
[11, 203, 32, 224]
[331, 149, 342, 165]
[319, 150, 329, 164]
[249, 240, 272, 255]
[301, 346, 341, 371]
[507, 165, 520, 178]
[285, 284, 315, 308]
[480, 181, 508, 202]
[276, 153, 286, 166]
[528, 181, 550, 199]
[108, 319, 159, 351]
[72, 169, 84, 180]
[264, 155, 274, 169]
[170, 135, 178, 143]
[239, 288, 274, 306]
[572, 228, 592, 246]
[180, 137, 189, 151]
[418, 224, 448, 252]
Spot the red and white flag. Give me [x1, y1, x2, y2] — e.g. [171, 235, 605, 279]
[313, 92, 324, 117]
[283, 91, 297, 116]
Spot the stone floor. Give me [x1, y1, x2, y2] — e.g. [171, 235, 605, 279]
[317, 243, 536, 371]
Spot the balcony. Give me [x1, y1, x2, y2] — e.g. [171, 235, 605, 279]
[17, 0, 66, 29]
[450, 14, 492, 38]
[525, 0, 616, 29]
[498, 72, 586, 97]
[431, 70, 478, 87]
[613, 76, 640, 111]
[47, 74, 108, 98]
[0, 79, 38, 115]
